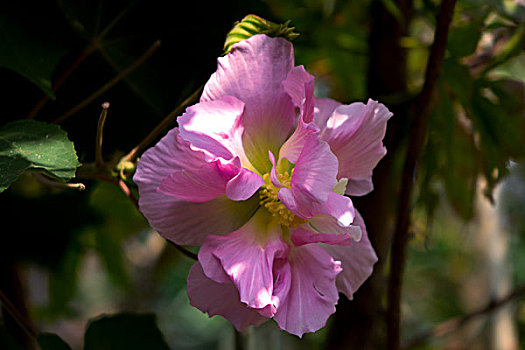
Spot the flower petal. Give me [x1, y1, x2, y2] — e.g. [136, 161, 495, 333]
[226, 168, 265, 201]
[290, 226, 354, 246]
[320, 211, 378, 299]
[309, 213, 362, 242]
[187, 262, 268, 331]
[291, 135, 338, 204]
[314, 98, 341, 129]
[178, 96, 253, 167]
[201, 34, 296, 173]
[134, 129, 259, 245]
[278, 120, 319, 164]
[199, 210, 289, 314]
[277, 135, 338, 219]
[282, 65, 315, 123]
[157, 157, 241, 203]
[273, 245, 341, 337]
[320, 99, 392, 196]
[321, 192, 356, 227]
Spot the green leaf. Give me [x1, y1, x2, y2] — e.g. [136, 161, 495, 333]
[37, 333, 72, 350]
[0, 14, 66, 98]
[0, 120, 81, 193]
[223, 15, 300, 54]
[447, 21, 482, 58]
[84, 313, 169, 350]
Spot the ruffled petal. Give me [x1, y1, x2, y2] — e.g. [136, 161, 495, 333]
[157, 157, 241, 203]
[309, 214, 362, 242]
[201, 34, 296, 173]
[320, 99, 392, 196]
[199, 210, 289, 314]
[282, 65, 315, 123]
[277, 136, 338, 219]
[226, 168, 265, 201]
[273, 245, 341, 337]
[278, 120, 319, 164]
[291, 136, 338, 204]
[187, 263, 268, 331]
[290, 226, 354, 246]
[178, 96, 246, 161]
[134, 129, 259, 245]
[320, 211, 378, 299]
[314, 98, 341, 129]
[321, 192, 356, 227]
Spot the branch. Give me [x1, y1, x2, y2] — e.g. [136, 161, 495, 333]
[386, 0, 457, 349]
[119, 85, 203, 164]
[403, 284, 525, 348]
[27, 1, 139, 120]
[53, 40, 161, 124]
[0, 288, 38, 340]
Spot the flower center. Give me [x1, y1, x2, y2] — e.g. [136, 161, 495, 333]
[258, 172, 306, 227]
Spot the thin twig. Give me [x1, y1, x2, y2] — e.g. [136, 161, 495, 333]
[386, 0, 457, 349]
[0, 288, 38, 340]
[27, 2, 138, 120]
[119, 86, 203, 164]
[53, 40, 161, 124]
[32, 173, 86, 191]
[96, 102, 110, 168]
[403, 284, 525, 348]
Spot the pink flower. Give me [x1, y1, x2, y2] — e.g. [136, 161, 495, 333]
[134, 34, 392, 337]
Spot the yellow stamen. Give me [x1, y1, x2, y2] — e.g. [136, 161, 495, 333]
[258, 172, 307, 227]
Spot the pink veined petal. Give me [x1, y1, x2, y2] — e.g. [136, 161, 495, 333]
[321, 192, 356, 227]
[134, 129, 259, 245]
[309, 214, 362, 242]
[201, 34, 296, 173]
[187, 263, 268, 331]
[314, 98, 341, 130]
[199, 211, 289, 314]
[320, 99, 392, 196]
[320, 210, 378, 299]
[273, 244, 342, 337]
[269, 151, 286, 188]
[290, 226, 354, 246]
[345, 178, 374, 197]
[277, 135, 338, 219]
[282, 65, 315, 123]
[278, 120, 320, 164]
[178, 96, 251, 165]
[226, 167, 265, 201]
[157, 157, 241, 203]
[291, 135, 338, 204]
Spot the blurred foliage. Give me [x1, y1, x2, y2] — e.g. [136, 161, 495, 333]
[0, 0, 525, 348]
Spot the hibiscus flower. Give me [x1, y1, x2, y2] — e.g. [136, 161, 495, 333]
[133, 34, 392, 337]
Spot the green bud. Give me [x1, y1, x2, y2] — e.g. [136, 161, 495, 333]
[223, 15, 300, 55]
